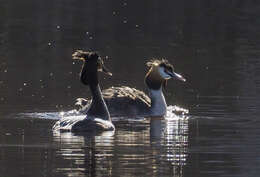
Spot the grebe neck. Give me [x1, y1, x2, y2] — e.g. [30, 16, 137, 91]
[87, 83, 111, 121]
[149, 87, 167, 116]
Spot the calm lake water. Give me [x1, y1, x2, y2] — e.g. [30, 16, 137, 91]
[1, 1, 260, 177]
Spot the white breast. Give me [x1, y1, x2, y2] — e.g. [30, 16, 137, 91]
[149, 88, 167, 116]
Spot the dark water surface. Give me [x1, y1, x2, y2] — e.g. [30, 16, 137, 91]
[1, 1, 260, 177]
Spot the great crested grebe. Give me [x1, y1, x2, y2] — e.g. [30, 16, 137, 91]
[53, 50, 114, 132]
[76, 59, 186, 117]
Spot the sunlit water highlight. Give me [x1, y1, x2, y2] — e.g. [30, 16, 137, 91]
[8, 105, 189, 177]
[1, 1, 260, 176]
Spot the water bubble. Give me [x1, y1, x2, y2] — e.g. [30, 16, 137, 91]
[39, 79, 42, 82]
[135, 24, 139, 28]
[4, 69, 7, 73]
[72, 62, 75, 65]
[50, 72, 53, 76]
[18, 88, 23, 91]
[112, 11, 116, 15]
[67, 85, 71, 89]
[123, 20, 127, 24]
[23, 83, 27, 86]
[89, 36, 93, 40]
[48, 42, 52, 46]
[123, 2, 127, 6]
[0, 97, 4, 101]
[86, 32, 89, 35]
[56, 25, 60, 29]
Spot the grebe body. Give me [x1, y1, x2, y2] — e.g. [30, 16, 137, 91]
[53, 50, 114, 132]
[76, 59, 186, 117]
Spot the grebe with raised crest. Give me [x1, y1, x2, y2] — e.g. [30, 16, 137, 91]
[53, 50, 114, 132]
[76, 59, 186, 117]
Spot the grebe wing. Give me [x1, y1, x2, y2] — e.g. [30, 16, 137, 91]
[102, 86, 151, 116]
[75, 86, 151, 116]
[53, 115, 114, 132]
[102, 86, 151, 105]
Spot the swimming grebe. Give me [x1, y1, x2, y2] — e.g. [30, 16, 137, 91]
[76, 59, 186, 117]
[53, 50, 114, 132]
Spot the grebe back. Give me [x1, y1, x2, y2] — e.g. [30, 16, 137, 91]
[76, 59, 186, 117]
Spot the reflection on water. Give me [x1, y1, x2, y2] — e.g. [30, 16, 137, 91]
[52, 110, 188, 177]
[1, 0, 260, 176]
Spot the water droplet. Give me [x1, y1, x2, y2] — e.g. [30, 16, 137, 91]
[69, 71, 72, 74]
[123, 2, 127, 6]
[89, 36, 93, 40]
[86, 32, 89, 35]
[72, 62, 75, 65]
[0, 97, 4, 101]
[32, 94, 35, 97]
[41, 85, 44, 88]
[41, 95, 45, 98]
[18, 88, 23, 91]
[39, 79, 42, 82]
[112, 11, 116, 15]
[48, 42, 52, 46]
[5, 133, 11, 136]
[135, 24, 139, 28]
[67, 85, 71, 89]
[123, 20, 127, 24]
[4, 69, 7, 73]
[57, 25, 60, 29]
[23, 83, 27, 86]
[50, 73, 53, 76]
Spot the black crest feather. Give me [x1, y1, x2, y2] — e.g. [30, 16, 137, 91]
[146, 59, 174, 71]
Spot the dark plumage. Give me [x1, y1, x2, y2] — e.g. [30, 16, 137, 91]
[76, 59, 186, 117]
[53, 50, 114, 132]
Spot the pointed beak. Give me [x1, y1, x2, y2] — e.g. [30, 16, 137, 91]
[170, 72, 186, 82]
[98, 58, 113, 76]
[101, 64, 113, 76]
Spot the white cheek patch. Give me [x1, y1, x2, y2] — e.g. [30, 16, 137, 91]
[158, 67, 171, 79]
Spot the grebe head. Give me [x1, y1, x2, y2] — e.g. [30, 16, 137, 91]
[145, 59, 186, 90]
[72, 50, 112, 85]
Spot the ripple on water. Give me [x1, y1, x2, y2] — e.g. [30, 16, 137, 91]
[3, 105, 190, 177]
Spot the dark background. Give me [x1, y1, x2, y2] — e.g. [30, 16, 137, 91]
[1, 0, 259, 114]
[1, 1, 260, 177]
